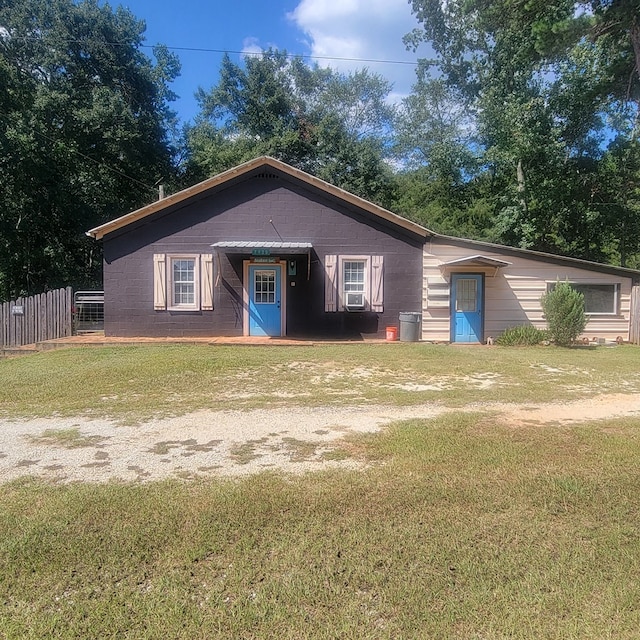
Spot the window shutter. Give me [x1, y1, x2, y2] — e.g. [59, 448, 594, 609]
[371, 255, 384, 312]
[201, 254, 214, 310]
[325, 254, 337, 312]
[153, 254, 166, 310]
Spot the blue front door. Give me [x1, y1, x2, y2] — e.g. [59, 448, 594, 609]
[248, 265, 282, 336]
[451, 274, 483, 343]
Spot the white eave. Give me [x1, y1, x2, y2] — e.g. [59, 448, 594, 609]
[86, 156, 432, 240]
[442, 254, 512, 269]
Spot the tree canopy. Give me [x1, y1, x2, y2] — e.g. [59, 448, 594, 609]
[0, 0, 179, 299]
[2, 0, 640, 301]
[402, 0, 640, 265]
[184, 51, 397, 206]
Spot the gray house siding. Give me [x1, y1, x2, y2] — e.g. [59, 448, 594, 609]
[102, 170, 423, 338]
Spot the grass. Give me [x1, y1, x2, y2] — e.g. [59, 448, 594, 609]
[2, 343, 640, 637]
[2, 414, 640, 638]
[0, 342, 639, 422]
[29, 427, 107, 449]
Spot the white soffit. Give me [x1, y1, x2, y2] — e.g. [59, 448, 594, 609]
[443, 254, 511, 268]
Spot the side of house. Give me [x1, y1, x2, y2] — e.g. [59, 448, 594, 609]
[88, 156, 640, 343]
[423, 236, 638, 343]
[90, 158, 426, 339]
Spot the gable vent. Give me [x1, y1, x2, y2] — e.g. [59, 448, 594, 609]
[254, 172, 279, 179]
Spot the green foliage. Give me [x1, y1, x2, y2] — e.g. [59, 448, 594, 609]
[541, 281, 587, 346]
[495, 325, 549, 346]
[184, 51, 397, 207]
[0, 0, 180, 299]
[404, 0, 640, 262]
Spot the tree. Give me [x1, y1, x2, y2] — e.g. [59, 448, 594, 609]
[184, 51, 397, 207]
[393, 70, 496, 239]
[593, 138, 640, 267]
[0, 0, 180, 299]
[405, 0, 640, 263]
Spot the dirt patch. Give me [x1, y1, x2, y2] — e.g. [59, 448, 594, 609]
[481, 393, 640, 428]
[1, 394, 639, 484]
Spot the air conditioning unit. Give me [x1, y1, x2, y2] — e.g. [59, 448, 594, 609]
[345, 292, 365, 310]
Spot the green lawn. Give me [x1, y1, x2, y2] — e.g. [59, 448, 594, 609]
[1, 344, 640, 638]
[0, 342, 639, 421]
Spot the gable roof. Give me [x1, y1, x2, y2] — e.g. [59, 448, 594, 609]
[86, 156, 432, 240]
[86, 155, 639, 280]
[435, 234, 640, 279]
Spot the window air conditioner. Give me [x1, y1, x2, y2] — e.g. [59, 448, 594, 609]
[345, 292, 365, 310]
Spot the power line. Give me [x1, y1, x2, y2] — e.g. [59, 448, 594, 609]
[32, 128, 157, 193]
[142, 44, 422, 67]
[10, 35, 426, 67]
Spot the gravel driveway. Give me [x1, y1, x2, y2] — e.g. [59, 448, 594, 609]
[2, 394, 639, 484]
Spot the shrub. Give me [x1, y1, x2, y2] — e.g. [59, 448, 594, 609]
[495, 325, 548, 346]
[540, 282, 587, 347]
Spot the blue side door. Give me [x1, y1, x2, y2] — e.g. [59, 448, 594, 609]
[451, 274, 483, 343]
[248, 265, 282, 336]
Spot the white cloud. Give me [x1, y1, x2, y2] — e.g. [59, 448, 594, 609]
[287, 0, 428, 98]
[242, 37, 264, 58]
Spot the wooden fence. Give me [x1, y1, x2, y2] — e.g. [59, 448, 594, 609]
[631, 285, 640, 345]
[0, 287, 73, 349]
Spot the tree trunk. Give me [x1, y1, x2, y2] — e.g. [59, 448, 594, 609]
[516, 158, 528, 213]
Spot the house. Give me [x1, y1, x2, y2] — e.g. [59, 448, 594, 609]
[87, 156, 640, 343]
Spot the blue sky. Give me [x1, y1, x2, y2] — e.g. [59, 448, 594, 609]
[119, 0, 429, 125]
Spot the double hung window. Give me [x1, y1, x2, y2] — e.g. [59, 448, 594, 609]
[171, 258, 197, 308]
[343, 260, 366, 308]
[153, 253, 214, 311]
[324, 254, 384, 312]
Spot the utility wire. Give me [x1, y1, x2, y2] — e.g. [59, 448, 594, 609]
[33, 128, 158, 193]
[10, 35, 427, 67]
[1, 34, 432, 196]
[143, 44, 423, 67]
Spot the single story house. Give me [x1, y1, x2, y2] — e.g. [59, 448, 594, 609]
[87, 156, 640, 343]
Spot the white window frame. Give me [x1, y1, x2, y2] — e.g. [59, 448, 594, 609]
[338, 255, 370, 311]
[168, 255, 200, 311]
[547, 282, 620, 315]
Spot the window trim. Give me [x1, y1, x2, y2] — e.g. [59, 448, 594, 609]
[338, 255, 370, 311]
[167, 254, 200, 311]
[546, 281, 620, 316]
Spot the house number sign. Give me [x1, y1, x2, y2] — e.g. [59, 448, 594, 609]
[252, 257, 278, 263]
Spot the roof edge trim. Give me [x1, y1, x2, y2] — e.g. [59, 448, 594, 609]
[87, 156, 433, 240]
[433, 233, 640, 277]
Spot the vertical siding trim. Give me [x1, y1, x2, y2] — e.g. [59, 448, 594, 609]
[631, 285, 640, 344]
[201, 254, 214, 310]
[371, 255, 384, 312]
[325, 254, 337, 312]
[153, 254, 167, 310]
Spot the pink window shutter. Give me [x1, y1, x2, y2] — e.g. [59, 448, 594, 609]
[325, 254, 337, 312]
[201, 254, 214, 310]
[153, 254, 166, 310]
[371, 255, 384, 312]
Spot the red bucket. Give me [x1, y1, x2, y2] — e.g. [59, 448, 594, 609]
[385, 326, 398, 342]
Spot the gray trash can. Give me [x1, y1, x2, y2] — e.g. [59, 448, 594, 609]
[399, 312, 421, 342]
